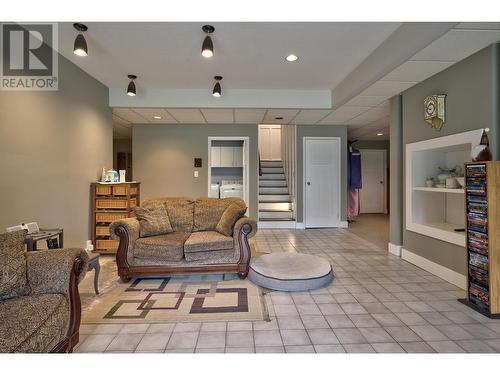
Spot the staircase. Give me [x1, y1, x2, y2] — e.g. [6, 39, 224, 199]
[258, 160, 294, 223]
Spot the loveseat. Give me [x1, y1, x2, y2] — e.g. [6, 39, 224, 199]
[110, 197, 257, 281]
[0, 231, 88, 353]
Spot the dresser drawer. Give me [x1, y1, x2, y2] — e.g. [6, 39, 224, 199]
[96, 199, 130, 210]
[113, 185, 128, 196]
[95, 226, 111, 236]
[95, 212, 128, 223]
[96, 239, 119, 251]
[95, 185, 112, 195]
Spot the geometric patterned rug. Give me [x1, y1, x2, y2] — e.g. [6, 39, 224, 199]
[81, 274, 268, 324]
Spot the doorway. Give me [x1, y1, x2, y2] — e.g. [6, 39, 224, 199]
[259, 125, 281, 160]
[304, 137, 341, 228]
[359, 149, 387, 213]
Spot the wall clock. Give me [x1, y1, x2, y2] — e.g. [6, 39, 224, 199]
[424, 94, 446, 131]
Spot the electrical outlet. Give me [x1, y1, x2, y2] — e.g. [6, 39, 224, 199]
[194, 171, 199, 178]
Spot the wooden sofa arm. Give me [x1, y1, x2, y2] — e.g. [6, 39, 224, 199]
[233, 217, 257, 279]
[110, 218, 140, 282]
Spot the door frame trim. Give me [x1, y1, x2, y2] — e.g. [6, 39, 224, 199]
[207, 136, 250, 209]
[303, 136, 342, 228]
[359, 148, 387, 214]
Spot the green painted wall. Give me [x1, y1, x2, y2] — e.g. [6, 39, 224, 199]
[0, 55, 112, 247]
[133, 124, 259, 219]
[401, 44, 499, 275]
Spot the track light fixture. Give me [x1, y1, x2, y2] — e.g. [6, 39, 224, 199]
[73, 23, 88, 56]
[127, 75, 137, 96]
[201, 25, 215, 58]
[212, 76, 223, 97]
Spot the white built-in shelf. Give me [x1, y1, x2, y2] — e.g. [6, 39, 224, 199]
[406, 129, 483, 247]
[413, 187, 464, 194]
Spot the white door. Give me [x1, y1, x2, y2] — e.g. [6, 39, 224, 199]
[304, 138, 340, 227]
[232, 146, 243, 167]
[359, 150, 386, 213]
[259, 125, 281, 160]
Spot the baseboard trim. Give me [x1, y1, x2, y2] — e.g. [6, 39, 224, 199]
[401, 248, 466, 290]
[258, 221, 298, 229]
[388, 243, 402, 257]
[296, 222, 305, 230]
[339, 221, 348, 228]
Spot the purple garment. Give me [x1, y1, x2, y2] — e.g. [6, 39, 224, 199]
[349, 148, 362, 189]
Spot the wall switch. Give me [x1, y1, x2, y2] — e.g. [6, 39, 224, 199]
[194, 171, 199, 178]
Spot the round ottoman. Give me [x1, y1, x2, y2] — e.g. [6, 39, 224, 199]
[248, 252, 334, 292]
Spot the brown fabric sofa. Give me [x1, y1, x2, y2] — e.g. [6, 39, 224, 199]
[0, 231, 88, 353]
[110, 197, 257, 281]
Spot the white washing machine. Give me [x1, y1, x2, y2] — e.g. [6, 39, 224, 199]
[209, 183, 220, 198]
[220, 181, 244, 200]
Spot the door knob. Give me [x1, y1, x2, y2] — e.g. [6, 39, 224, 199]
[307, 181, 311, 186]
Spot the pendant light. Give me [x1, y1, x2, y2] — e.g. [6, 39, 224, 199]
[73, 23, 88, 56]
[201, 25, 215, 58]
[212, 76, 222, 97]
[127, 75, 137, 96]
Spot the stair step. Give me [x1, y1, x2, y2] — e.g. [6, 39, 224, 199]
[262, 167, 284, 174]
[259, 210, 294, 220]
[259, 174, 286, 180]
[259, 202, 292, 211]
[259, 187, 289, 195]
[259, 180, 287, 187]
[259, 194, 291, 202]
[260, 160, 283, 168]
[258, 218, 295, 222]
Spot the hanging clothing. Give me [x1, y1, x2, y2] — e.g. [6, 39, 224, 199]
[347, 146, 362, 221]
[347, 188, 360, 221]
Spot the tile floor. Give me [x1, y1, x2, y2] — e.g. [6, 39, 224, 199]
[75, 228, 500, 353]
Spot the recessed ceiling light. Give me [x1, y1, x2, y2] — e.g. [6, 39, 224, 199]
[275, 116, 284, 120]
[153, 115, 162, 120]
[285, 54, 299, 62]
[377, 133, 383, 136]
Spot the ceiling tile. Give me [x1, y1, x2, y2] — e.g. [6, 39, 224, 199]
[411, 29, 500, 62]
[113, 108, 149, 123]
[132, 108, 178, 123]
[343, 96, 387, 107]
[200, 109, 234, 124]
[167, 109, 206, 124]
[234, 109, 266, 124]
[358, 81, 417, 97]
[382, 61, 455, 82]
[317, 106, 371, 125]
[263, 109, 300, 124]
[291, 110, 332, 125]
[346, 107, 389, 125]
[112, 113, 131, 126]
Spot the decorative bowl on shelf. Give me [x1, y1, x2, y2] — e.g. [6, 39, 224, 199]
[455, 177, 465, 188]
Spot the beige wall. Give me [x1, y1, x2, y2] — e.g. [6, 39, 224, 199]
[133, 124, 259, 219]
[0, 55, 112, 248]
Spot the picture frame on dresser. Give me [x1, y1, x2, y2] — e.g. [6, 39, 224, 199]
[459, 161, 500, 318]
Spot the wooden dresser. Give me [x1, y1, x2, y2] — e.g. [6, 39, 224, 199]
[91, 182, 140, 254]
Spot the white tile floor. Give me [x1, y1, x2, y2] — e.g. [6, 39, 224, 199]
[75, 228, 500, 353]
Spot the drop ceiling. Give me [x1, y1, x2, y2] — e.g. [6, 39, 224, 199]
[55, 22, 500, 140]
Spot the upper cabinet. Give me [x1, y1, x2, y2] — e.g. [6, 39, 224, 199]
[211, 146, 243, 167]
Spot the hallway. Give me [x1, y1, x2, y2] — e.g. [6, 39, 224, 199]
[347, 214, 390, 250]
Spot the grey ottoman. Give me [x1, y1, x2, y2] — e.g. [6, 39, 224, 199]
[248, 252, 334, 292]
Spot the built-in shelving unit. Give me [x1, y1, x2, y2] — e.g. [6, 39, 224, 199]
[406, 129, 483, 246]
[458, 161, 500, 318]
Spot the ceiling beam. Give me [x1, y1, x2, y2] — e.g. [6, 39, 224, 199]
[331, 22, 458, 109]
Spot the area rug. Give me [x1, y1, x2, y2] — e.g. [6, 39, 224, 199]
[82, 274, 268, 324]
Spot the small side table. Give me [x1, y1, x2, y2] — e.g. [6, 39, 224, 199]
[88, 252, 101, 295]
[25, 228, 64, 251]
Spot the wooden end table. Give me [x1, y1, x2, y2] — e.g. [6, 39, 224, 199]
[25, 228, 64, 251]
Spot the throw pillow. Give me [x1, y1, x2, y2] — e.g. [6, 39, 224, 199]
[134, 204, 173, 237]
[215, 203, 247, 237]
[0, 230, 29, 301]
